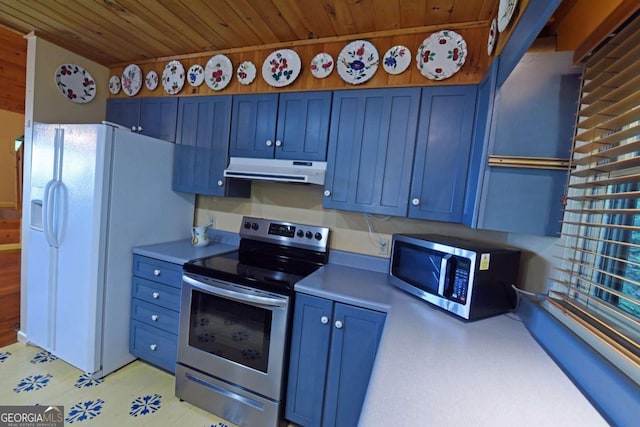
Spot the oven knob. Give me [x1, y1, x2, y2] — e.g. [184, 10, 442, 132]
[244, 221, 251, 229]
[297, 230, 304, 238]
[305, 231, 312, 239]
[315, 232, 323, 240]
[251, 222, 259, 230]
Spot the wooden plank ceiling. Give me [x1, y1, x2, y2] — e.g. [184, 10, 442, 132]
[0, 0, 497, 67]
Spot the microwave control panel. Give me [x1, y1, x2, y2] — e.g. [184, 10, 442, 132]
[448, 258, 471, 304]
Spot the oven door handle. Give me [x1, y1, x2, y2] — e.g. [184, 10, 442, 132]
[183, 275, 288, 308]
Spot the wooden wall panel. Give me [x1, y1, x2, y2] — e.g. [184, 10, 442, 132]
[109, 25, 491, 99]
[0, 27, 26, 114]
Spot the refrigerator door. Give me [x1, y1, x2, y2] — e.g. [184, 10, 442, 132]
[25, 124, 60, 351]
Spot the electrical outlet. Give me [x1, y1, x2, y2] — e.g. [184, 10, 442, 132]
[377, 238, 390, 256]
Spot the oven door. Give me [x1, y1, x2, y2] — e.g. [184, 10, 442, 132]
[178, 273, 290, 400]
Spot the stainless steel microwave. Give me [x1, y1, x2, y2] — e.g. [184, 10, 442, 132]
[389, 234, 521, 321]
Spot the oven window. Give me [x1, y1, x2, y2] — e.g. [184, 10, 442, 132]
[188, 289, 272, 373]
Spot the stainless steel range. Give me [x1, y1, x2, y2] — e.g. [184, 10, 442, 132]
[176, 216, 330, 426]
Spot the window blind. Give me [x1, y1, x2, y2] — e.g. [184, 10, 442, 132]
[551, 12, 640, 368]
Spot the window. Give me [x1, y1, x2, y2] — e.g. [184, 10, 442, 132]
[550, 12, 640, 376]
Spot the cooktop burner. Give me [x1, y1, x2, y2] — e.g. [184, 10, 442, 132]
[183, 216, 330, 295]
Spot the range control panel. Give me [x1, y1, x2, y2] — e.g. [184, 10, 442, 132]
[240, 216, 330, 252]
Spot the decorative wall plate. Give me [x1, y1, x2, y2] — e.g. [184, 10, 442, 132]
[236, 61, 256, 85]
[55, 64, 96, 103]
[416, 30, 467, 81]
[145, 70, 158, 91]
[108, 75, 121, 95]
[337, 40, 379, 85]
[310, 52, 334, 79]
[121, 64, 142, 96]
[487, 18, 498, 55]
[162, 60, 185, 95]
[498, 0, 518, 33]
[187, 64, 205, 86]
[205, 54, 233, 91]
[382, 45, 410, 75]
[262, 49, 301, 87]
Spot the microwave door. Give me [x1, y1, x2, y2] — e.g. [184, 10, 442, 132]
[438, 254, 452, 297]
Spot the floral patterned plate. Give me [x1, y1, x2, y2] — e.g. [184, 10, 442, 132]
[108, 75, 121, 94]
[236, 61, 256, 85]
[145, 70, 158, 91]
[121, 64, 142, 96]
[262, 49, 301, 87]
[310, 52, 334, 79]
[205, 54, 233, 91]
[416, 30, 467, 81]
[54, 64, 96, 103]
[487, 18, 498, 55]
[162, 60, 185, 95]
[187, 64, 205, 86]
[498, 0, 518, 33]
[382, 45, 410, 75]
[337, 40, 379, 85]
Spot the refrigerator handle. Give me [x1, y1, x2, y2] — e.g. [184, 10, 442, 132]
[43, 179, 55, 247]
[51, 181, 65, 248]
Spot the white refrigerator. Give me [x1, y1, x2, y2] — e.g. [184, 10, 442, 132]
[21, 122, 194, 378]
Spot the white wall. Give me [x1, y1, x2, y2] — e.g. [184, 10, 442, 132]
[196, 182, 559, 293]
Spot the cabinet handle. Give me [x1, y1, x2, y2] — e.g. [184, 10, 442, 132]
[153, 269, 161, 276]
[217, 180, 224, 187]
[151, 314, 158, 321]
[131, 126, 137, 132]
[411, 198, 420, 206]
[137, 126, 143, 132]
[334, 320, 343, 329]
[275, 140, 282, 147]
[152, 292, 160, 299]
[324, 190, 331, 197]
[266, 140, 273, 147]
[320, 316, 329, 324]
[150, 344, 157, 351]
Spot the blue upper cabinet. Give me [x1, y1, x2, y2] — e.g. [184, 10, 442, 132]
[229, 92, 332, 160]
[474, 51, 581, 236]
[323, 88, 421, 216]
[408, 86, 477, 222]
[173, 96, 250, 197]
[106, 97, 178, 142]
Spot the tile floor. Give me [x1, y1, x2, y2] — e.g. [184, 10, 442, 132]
[0, 342, 237, 426]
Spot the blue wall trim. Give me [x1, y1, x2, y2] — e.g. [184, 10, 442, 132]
[518, 298, 640, 426]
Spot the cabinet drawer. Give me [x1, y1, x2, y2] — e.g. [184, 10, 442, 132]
[132, 277, 181, 311]
[131, 298, 179, 334]
[130, 319, 177, 373]
[132, 255, 182, 287]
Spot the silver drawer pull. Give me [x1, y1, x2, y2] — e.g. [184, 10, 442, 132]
[151, 314, 158, 321]
[150, 344, 157, 351]
[153, 269, 161, 276]
[152, 292, 160, 299]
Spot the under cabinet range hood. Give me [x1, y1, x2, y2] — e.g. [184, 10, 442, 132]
[223, 157, 327, 185]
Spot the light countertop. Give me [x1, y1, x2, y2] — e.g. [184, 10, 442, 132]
[132, 231, 238, 265]
[296, 264, 607, 426]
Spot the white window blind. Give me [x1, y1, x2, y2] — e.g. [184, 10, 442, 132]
[551, 12, 640, 370]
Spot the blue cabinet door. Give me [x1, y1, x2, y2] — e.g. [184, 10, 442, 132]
[276, 91, 332, 161]
[322, 303, 386, 427]
[173, 96, 250, 197]
[139, 97, 178, 142]
[229, 93, 278, 158]
[324, 88, 420, 216]
[408, 85, 477, 222]
[106, 98, 140, 130]
[285, 293, 333, 427]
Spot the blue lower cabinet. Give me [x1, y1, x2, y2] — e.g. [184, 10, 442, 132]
[286, 293, 386, 427]
[130, 255, 182, 373]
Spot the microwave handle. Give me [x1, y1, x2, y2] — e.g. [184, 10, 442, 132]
[438, 254, 453, 297]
